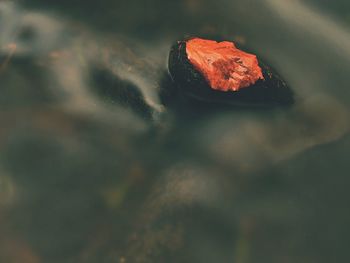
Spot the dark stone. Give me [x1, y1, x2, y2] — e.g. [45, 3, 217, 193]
[168, 38, 295, 108]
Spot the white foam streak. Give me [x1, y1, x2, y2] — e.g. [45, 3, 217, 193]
[266, 0, 350, 58]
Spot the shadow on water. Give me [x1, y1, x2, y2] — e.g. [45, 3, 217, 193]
[0, 0, 350, 262]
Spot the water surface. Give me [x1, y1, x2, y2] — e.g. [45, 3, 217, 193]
[0, 1, 349, 262]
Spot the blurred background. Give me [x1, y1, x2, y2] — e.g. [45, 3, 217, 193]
[0, 0, 350, 262]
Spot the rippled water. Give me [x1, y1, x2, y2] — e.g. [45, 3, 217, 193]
[0, 0, 349, 262]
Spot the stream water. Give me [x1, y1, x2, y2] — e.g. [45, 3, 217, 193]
[0, 0, 349, 262]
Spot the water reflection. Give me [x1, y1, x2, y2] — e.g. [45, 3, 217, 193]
[0, 0, 349, 262]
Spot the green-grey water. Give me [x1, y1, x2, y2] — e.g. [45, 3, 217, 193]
[0, 0, 349, 262]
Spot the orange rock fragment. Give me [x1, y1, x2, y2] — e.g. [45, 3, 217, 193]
[186, 38, 264, 91]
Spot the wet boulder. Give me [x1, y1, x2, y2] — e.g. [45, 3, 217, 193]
[168, 37, 294, 107]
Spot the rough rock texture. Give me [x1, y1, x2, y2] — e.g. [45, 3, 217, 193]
[168, 37, 294, 107]
[186, 38, 264, 92]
